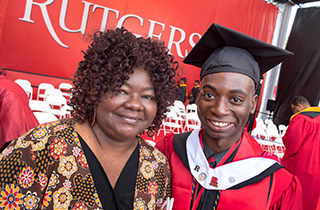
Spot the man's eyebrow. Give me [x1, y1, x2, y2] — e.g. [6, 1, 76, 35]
[229, 89, 247, 96]
[203, 84, 248, 96]
[202, 84, 216, 91]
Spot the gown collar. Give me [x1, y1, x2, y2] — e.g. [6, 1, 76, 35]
[186, 129, 279, 190]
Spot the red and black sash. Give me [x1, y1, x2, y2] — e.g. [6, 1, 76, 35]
[173, 132, 283, 209]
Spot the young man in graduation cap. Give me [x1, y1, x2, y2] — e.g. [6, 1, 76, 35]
[156, 23, 302, 210]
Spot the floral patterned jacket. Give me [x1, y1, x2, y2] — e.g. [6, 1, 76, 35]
[0, 118, 171, 210]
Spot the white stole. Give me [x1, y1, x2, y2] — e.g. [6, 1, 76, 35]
[186, 129, 278, 190]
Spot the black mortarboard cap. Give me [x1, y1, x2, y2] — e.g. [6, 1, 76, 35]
[183, 23, 293, 85]
[181, 77, 187, 82]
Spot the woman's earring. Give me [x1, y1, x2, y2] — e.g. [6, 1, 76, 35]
[89, 109, 96, 126]
[147, 129, 154, 138]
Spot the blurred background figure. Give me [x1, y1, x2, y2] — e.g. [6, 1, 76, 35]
[177, 77, 187, 103]
[290, 95, 311, 114]
[282, 95, 320, 210]
[0, 69, 38, 152]
[188, 80, 200, 104]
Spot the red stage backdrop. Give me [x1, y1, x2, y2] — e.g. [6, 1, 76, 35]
[0, 0, 278, 98]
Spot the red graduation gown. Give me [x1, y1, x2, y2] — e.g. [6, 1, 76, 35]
[156, 130, 302, 210]
[0, 75, 39, 148]
[282, 107, 320, 210]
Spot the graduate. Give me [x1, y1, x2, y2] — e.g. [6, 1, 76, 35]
[282, 95, 320, 210]
[178, 77, 188, 103]
[156, 23, 302, 210]
[188, 80, 200, 104]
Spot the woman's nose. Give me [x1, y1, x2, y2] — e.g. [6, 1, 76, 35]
[123, 96, 143, 111]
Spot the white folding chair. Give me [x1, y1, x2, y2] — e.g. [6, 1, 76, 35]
[260, 140, 278, 156]
[169, 106, 186, 131]
[33, 112, 58, 124]
[267, 122, 278, 131]
[37, 83, 55, 101]
[59, 82, 73, 99]
[59, 105, 72, 119]
[158, 111, 182, 136]
[45, 95, 67, 116]
[265, 122, 279, 140]
[275, 143, 286, 161]
[265, 119, 273, 125]
[44, 88, 64, 102]
[255, 120, 267, 131]
[185, 112, 201, 132]
[174, 100, 184, 106]
[29, 100, 51, 113]
[15, 79, 33, 100]
[274, 137, 283, 144]
[266, 128, 281, 141]
[174, 100, 185, 110]
[255, 118, 264, 124]
[59, 82, 73, 92]
[278, 124, 288, 137]
[15, 79, 31, 87]
[186, 104, 197, 113]
[169, 106, 185, 121]
[251, 127, 267, 140]
[173, 100, 186, 118]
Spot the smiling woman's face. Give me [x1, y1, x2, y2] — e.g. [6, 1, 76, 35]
[93, 67, 157, 141]
[197, 72, 257, 145]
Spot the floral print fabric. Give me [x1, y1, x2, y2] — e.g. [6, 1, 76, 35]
[0, 118, 171, 209]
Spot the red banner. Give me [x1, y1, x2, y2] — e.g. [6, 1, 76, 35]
[0, 0, 278, 93]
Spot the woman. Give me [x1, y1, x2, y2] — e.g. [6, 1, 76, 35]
[0, 27, 178, 210]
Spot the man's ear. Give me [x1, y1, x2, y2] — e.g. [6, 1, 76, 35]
[250, 94, 258, 115]
[296, 103, 305, 112]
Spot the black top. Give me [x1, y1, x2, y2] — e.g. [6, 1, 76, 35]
[79, 135, 139, 210]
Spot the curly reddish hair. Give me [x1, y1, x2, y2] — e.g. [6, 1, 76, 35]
[69, 27, 178, 133]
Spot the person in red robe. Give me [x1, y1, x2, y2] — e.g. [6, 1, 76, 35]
[282, 95, 320, 210]
[0, 71, 39, 151]
[156, 23, 302, 210]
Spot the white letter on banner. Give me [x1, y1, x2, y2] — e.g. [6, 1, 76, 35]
[148, 20, 165, 40]
[117, 14, 143, 38]
[19, 0, 68, 48]
[60, 0, 93, 34]
[167, 26, 186, 58]
[92, 4, 119, 32]
[185, 32, 201, 57]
